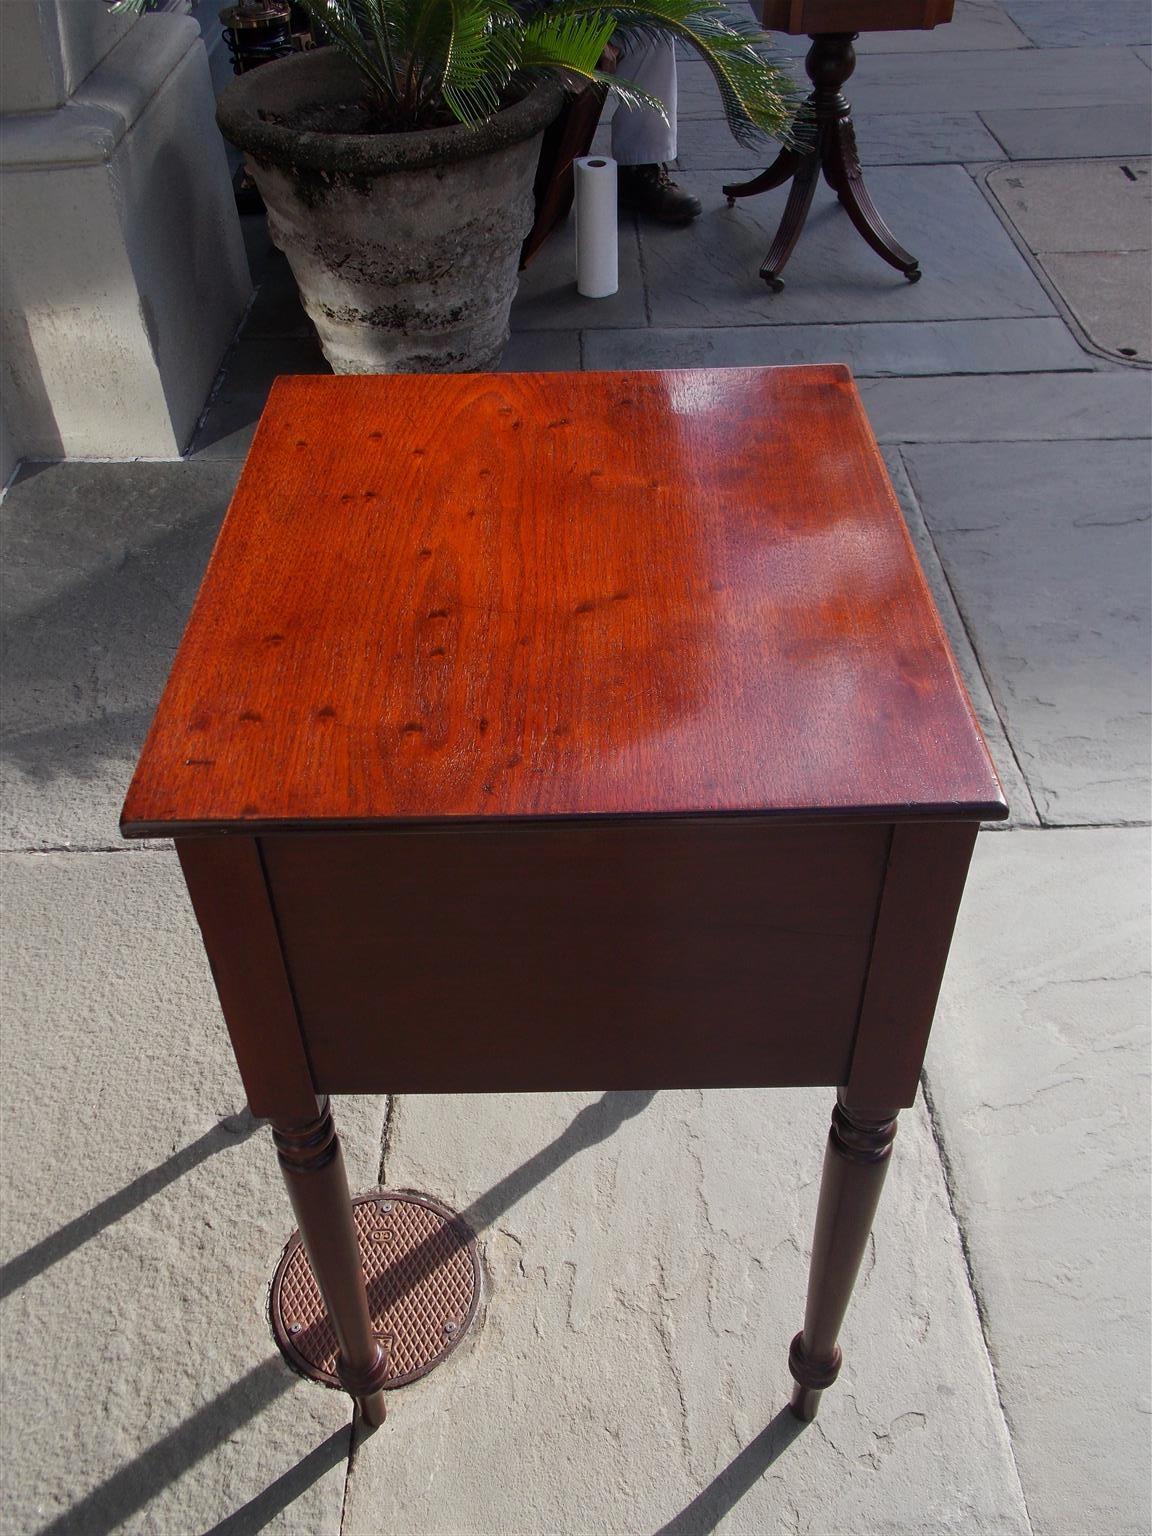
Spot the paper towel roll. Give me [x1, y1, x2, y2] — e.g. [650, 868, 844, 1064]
[574, 156, 619, 299]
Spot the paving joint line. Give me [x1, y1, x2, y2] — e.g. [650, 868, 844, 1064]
[525, 314, 1072, 333]
[337, 1416, 361, 1536]
[893, 446, 1044, 825]
[919, 1067, 1037, 1536]
[0, 843, 172, 855]
[375, 1094, 399, 1186]
[187, 281, 261, 454]
[634, 210, 654, 327]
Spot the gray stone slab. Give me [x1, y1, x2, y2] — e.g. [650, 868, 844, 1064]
[0, 849, 387, 1534]
[902, 439, 1152, 824]
[244, 248, 315, 339]
[674, 112, 1005, 171]
[189, 333, 330, 459]
[1137, 43, 1152, 67]
[675, 44, 1151, 121]
[981, 103, 1152, 160]
[239, 209, 275, 278]
[1002, 0, 1152, 47]
[856, 0, 1031, 51]
[0, 461, 241, 852]
[1040, 249, 1152, 361]
[511, 211, 648, 331]
[858, 370, 1152, 441]
[986, 158, 1151, 253]
[882, 446, 1039, 825]
[343, 1086, 1029, 1536]
[640, 167, 1056, 327]
[500, 328, 583, 370]
[583, 317, 1093, 374]
[737, 46, 1152, 116]
[928, 825, 1152, 1536]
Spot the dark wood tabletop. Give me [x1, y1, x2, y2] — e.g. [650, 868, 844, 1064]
[121, 365, 1004, 836]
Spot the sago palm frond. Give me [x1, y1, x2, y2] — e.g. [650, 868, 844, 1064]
[439, 0, 522, 121]
[518, 11, 671, 124]
[119, 0, 796, 140]
[540, 0, 799, 146]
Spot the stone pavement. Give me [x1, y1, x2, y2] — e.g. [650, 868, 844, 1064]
[1, 3, 1149, 1533]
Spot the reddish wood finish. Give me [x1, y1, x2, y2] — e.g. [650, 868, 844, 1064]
[846, 820, 978, 1109]
[273, 1098, 389, 1427]
[724, 34, 922, 288]
[788, 1094, 899, 1420]
[259, 820, 890, 1094]
[120, 367, 1005, 838]
[757, 0, 954, 32]
[175, 836, 316, 1120]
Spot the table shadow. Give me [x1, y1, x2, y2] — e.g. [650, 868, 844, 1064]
[199, 1425, 351, 1535]
[0, 1110, 260, 1302]
[653, 1406, 809, 1536]
[25, 1093, 658, 1534]
[34, 1358, 299, 1536]
[453, 1088, 659, 1236]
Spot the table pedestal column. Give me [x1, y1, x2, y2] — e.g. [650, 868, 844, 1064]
[789, 1094, 899, 1420]
[724, 33, 921, 290]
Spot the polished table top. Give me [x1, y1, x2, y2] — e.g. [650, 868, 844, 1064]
[121, 365, 1004, 838]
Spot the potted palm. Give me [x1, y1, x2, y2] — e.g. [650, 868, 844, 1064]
[213, 0, 796, 371]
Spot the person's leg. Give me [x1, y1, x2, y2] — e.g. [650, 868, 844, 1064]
[612, 34, 678, 164]
[612, 36, 701, 225]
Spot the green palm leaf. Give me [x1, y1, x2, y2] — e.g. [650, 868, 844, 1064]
[543, 0, 799, 146]
[440, 0, 522, 121]
[180, 0, 798, 139]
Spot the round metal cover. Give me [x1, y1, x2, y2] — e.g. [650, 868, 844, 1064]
[270, 1190, 480, 1389]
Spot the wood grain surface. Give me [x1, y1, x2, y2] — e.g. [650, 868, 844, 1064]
[121, 366, 1005, 835]
[260, 819, 890, 1093]
[756, 0, 954, 32]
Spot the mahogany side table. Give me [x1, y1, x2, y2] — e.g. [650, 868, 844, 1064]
[727, 0, 956, 288]
[121, 365, 1005, 1431]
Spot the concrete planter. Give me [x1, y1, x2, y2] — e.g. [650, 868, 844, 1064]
[217, 51, 563, 372]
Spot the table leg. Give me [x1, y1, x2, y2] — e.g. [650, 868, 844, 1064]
[272, 1097, 390, 1427]
[788, 1093, 898, 1421]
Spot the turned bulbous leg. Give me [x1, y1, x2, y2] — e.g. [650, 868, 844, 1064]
[273, 1098, 390, 1427]
[789, 1094, 899, 1421]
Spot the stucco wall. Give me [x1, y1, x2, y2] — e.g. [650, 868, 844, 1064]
[0, 5, 250, 465]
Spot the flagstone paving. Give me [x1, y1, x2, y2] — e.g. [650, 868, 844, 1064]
[1, 5, 1149, 1534]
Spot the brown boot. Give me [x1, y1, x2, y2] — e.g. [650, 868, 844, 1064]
[618, 164, 702, 226]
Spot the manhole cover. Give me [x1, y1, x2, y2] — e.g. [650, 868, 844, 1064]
[985, 159, 1151, 364]
[270, 1190, 480, 1389]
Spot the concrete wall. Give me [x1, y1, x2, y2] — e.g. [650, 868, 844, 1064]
[0, 3, 250, 465]
[0, 0, 137, 114]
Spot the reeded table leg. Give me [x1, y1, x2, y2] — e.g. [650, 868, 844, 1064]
[273, 1097, 390, 1426]
[789, 1093, 898, 1421]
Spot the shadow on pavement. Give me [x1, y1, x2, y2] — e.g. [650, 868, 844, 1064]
[653, 1406, 809, 1535]
[453, 1089, 659, 1236]
[0, 1111, 260, 1302]
[34, 1357, 299, 1536]
[28, 1093, 657, 1533]
[199, 1425, 352, 1536]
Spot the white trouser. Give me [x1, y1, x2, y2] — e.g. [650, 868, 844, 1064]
[611, 35, 678, 165]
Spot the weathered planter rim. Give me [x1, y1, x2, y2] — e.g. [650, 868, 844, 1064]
[217, 47, 565, 175]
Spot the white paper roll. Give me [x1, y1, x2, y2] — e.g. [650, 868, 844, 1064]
[574, 155, 619, 299]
